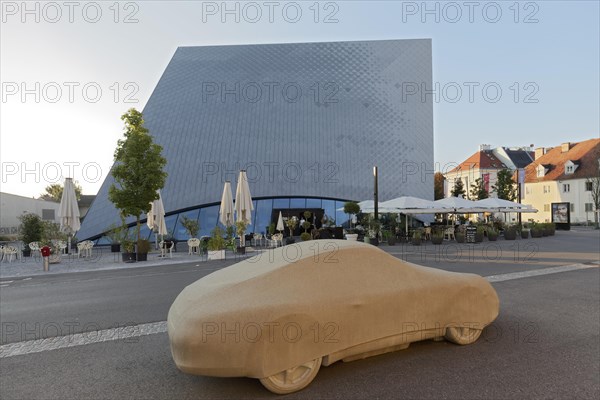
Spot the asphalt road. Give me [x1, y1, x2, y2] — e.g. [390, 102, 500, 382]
[1, 229, 599, 399]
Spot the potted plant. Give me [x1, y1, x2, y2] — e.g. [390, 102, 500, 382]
[455, 231, 465, 243]
[285, 216, 298, 244]
[18, 213, 43, 257]
[207, 226, 226, 260]
[40, 221, 68, 264]
[300, 232, 312, 241]
[487, 227, 498, 241]
[412, 229, 422, 245]
[235, 221, 248, 254]
[136, 239, 150, 261]
[367, 218, 381, 246]
[181, 216, 199, 239]
[521, 228, 530, 239]
[475, 225, 485, 243]
[431, 228, 444, 245]
[106, 222, 127, 253]
[530, 223, 543, 238]
[546, 223, 556, 236]
[504, 225, 517, 240]
[122, 240, 136, 262]
[268, 223, 276, 237]
[343, 201, 361, 232]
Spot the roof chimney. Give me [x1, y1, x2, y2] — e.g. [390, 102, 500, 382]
[479, 144, 491, 152]
[535, 147, 546, 160]
[561, 142, 572, 153]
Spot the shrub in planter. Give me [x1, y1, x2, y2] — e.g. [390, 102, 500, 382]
[18, 213, 43, 256]
[207, 227, 226, 260]
[122, 240, 136, 262]
[285, 237, 296, 245]
[547, 223, 556, 236]
[521, 229, 530, 239]
[504, 226, 517, 240]
[530, 224, 543, 238]
[136, 239, 150, 261]
[431, 230, 444, 245]
[300, 232, 312, 241]
[487, 228, 498, 241]
[475, 226, 485, 242]
[412, 230, 422, 246]
[455, 232, 465, 243]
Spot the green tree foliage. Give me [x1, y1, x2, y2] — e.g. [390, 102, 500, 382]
[469, 178, 489, 200]
[18, 213, 43, 245]
[450, 178, 466, 198]
[180, 216, 199, 238]
[434, 172, 445, 200]
[343, 201, 361, 228]
[493, 169, 517, 201]
[108, 108, 167, 241]
[40, 182, 82, 202]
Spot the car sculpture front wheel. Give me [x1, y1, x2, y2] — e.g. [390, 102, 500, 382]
[444, 326, 483, 345]
[259, 357, 322, 394]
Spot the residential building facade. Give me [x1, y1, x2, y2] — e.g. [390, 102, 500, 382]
[522, 139, 600, 223]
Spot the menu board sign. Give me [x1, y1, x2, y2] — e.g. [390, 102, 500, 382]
[466, 226, 477, 243]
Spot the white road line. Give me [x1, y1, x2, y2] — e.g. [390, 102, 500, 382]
[1, 263, 598, 359]
[0, 322, 167, 359]
[486, 263, 598, 282]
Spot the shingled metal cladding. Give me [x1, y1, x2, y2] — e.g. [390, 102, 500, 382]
[78, 39, 433, 240]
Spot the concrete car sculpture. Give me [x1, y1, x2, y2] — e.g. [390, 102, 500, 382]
[168, 240, 499, 394]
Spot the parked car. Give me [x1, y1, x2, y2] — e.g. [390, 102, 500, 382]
[168, 240, 499, 394]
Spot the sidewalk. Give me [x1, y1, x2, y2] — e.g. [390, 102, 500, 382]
[0, 247, 259, 279]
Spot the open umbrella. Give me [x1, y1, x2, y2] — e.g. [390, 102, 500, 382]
[58, 178, 81, 253]
[235, 170, 254, 247]
[147, 190, 167, 249]
[219, 181, 234, 227]
[276, 211, 284, 233]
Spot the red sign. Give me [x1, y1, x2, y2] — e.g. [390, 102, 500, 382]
[41, 246, 51, 257]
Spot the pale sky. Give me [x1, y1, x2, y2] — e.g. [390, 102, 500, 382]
[1, 0, 598, 198]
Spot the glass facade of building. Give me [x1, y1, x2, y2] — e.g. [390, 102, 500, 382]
[95, 197, 350, 245]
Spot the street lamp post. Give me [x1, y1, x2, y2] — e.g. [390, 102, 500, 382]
[373, 166, 378, 221]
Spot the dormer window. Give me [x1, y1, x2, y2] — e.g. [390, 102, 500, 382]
[536, 164, 546, 177]
[564, 160, 578, 175]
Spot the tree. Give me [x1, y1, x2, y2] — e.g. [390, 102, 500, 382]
[493, 169, 517, 201]
[40, 182, 82, 202]
[450, 178, 466, 198]
[469, 178, 489, 200]
[587, 175, 600, 227]
[343, 201, 361, 228]
[108, 108, 168, 241]
[434, 172, 445, 200]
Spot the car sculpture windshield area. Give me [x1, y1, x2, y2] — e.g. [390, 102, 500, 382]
[168, 240, 500, 394]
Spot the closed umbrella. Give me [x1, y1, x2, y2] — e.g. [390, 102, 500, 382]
[235, 170, 254, 247]
[276, 211, 284, 233]
[219, 181, 234, 227]
[58, 178, 81, 253]
[148, 190, 167, 249]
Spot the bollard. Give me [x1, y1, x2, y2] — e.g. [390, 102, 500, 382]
[41, 245, 51, 272]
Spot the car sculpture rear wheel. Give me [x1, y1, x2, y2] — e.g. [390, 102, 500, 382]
[259, 357, 322, 394]
[444, 326, 482, 345]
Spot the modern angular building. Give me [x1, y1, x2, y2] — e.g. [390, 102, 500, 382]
[78, 39, 434, 241]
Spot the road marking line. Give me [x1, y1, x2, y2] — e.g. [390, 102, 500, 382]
[1, 263, 597, 358]
[486, 263, 598, 282]
[0, 321, 167, 359]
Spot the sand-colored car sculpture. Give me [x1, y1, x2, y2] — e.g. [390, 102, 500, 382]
[168, 240, 499, 394]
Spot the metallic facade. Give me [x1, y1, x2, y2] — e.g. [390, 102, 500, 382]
[78, 39, 433, 240]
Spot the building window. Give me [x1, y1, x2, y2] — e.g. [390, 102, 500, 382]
[570, 203, 575, 212]
[41, 209, 55, 220]
[565, 165, 573, 174]
[586, 181, 593, 191]
[585, 203, 594, 212]
[563, 183, 570, 193]
[543, 185, 551, 194]
[543, 204, 550, 212]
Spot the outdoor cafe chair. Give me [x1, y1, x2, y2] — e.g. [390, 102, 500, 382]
[160, 240, 174, 258]
[267, 233, 283, 248]
[252, 233, 264, 247]
[29, 241, 40, 257]
[187, 238, 200, 255]
[444, 227, 455, 241]
[3, 245, 18, 263]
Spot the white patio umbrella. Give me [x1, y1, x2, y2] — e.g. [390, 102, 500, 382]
[219, 181, 234, 227]
[381, 196, 438, 235]
[276, 211, 284, 233]
[235, 170, 254, 247]
[474, 197, 537, 223]
[147, 190, 167, 249]
[58, 178, 81, 253]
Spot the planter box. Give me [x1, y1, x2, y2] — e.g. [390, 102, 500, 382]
[411, 238, 421, 246]
[346, 234, 358, 241]
[285, 237, 296, 245]
[504, 230, 517, 240]
[488, 235, 498, 242]
[122, 252, 137, 263]
[370, 238, 379, 246]
[236, 247, 246, 254]
[455, 234, 465, 243]
[521, 230, 530, 239]
[431, 236, 443, 245]
[49, 254, 61, 264]
[208, 250, 225, 260]
[387, 237, 396, 246]
[111, 243, 121, 253]
[22, 249, 31, 257]
[475, 233, 484, 243]
[137, 252, 148, 262]
[531, 230, 543, 238]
